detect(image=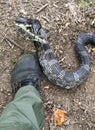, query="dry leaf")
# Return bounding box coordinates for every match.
[50,109,67,126]
[13,0,17,3]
